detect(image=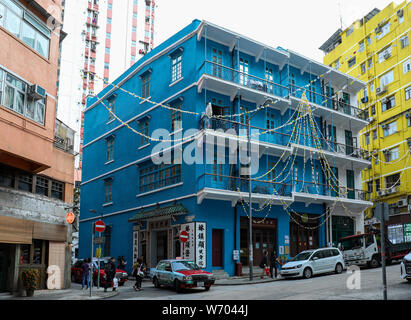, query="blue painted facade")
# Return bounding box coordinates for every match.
[79,20,369,276]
